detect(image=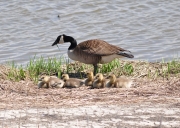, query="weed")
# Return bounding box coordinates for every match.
[6,56,66,82]
[100,59,120,74]
[123,63,134,75]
